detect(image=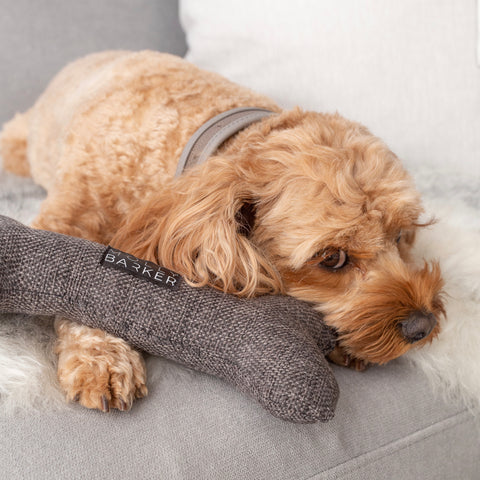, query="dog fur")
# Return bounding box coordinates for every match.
[0,50,445,412]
